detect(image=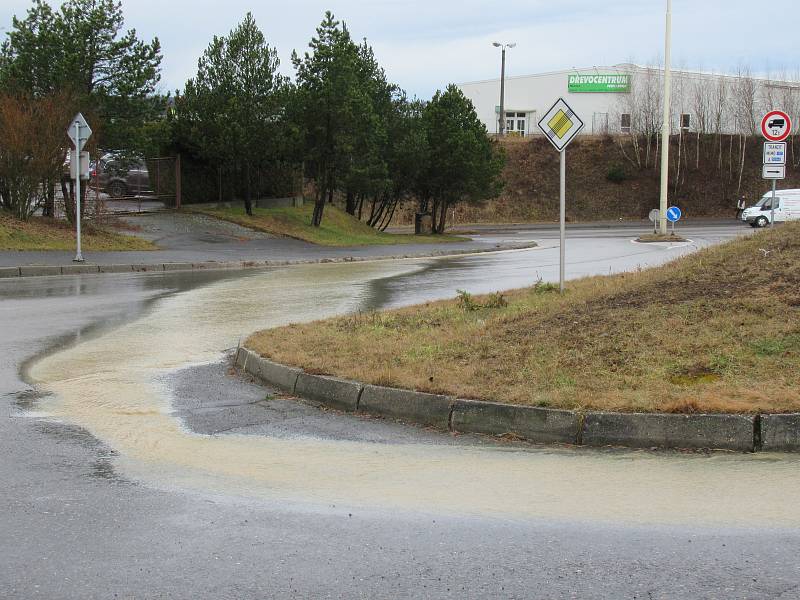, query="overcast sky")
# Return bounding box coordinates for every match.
[2,0,799,98]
